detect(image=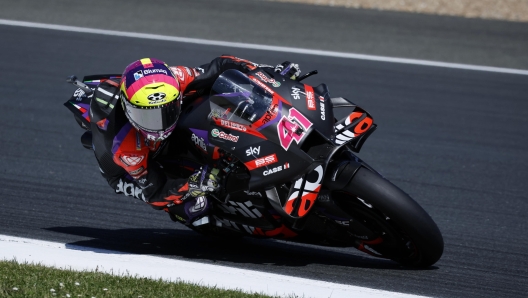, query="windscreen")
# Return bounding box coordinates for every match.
[209,70,273,125]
